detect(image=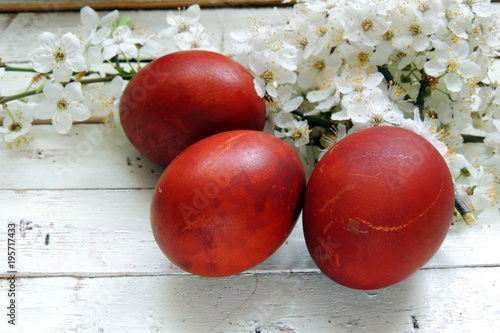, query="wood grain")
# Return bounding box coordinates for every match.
[0,187,498,276]
[1,268,499,332]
